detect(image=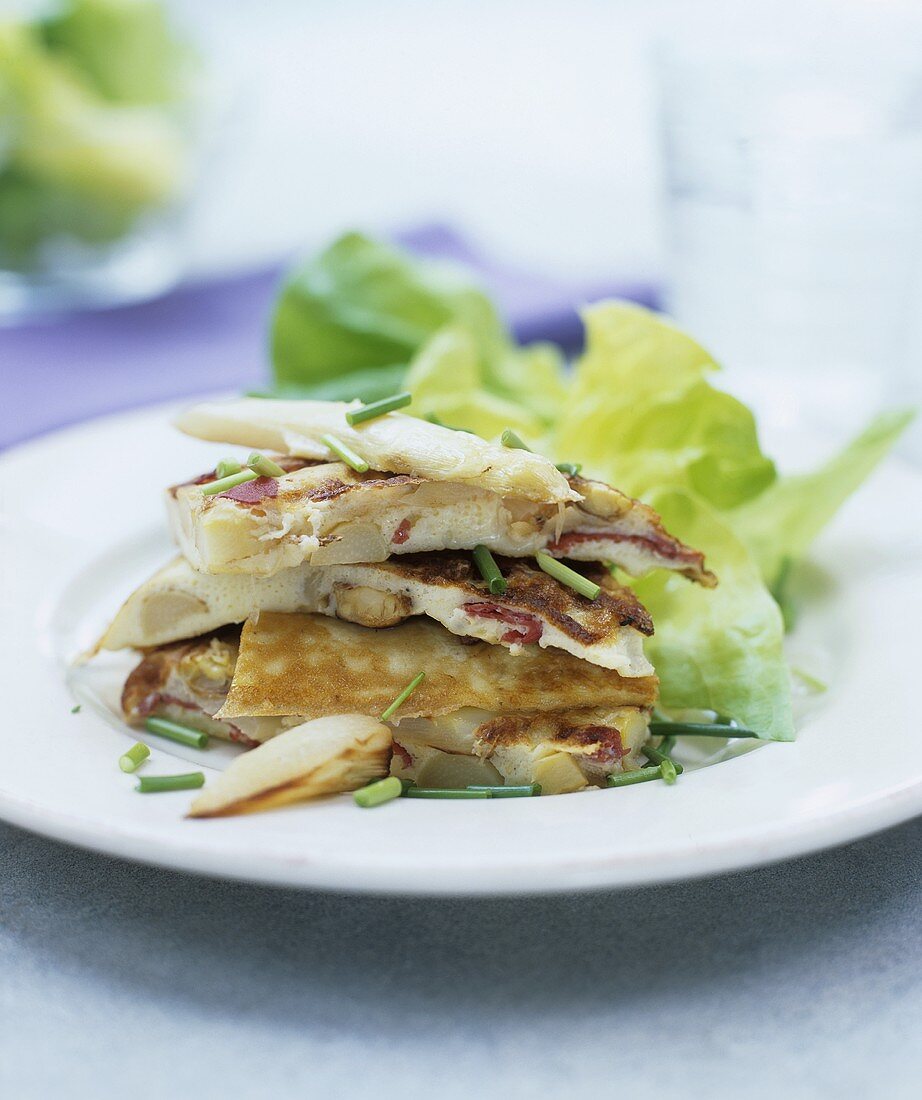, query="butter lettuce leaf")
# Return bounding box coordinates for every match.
[632,490,794,741]
[730,409,914,588]
[554,303,776,510]
[404,325,566,439]
[270,232,508,396]
[265,236,910,741]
